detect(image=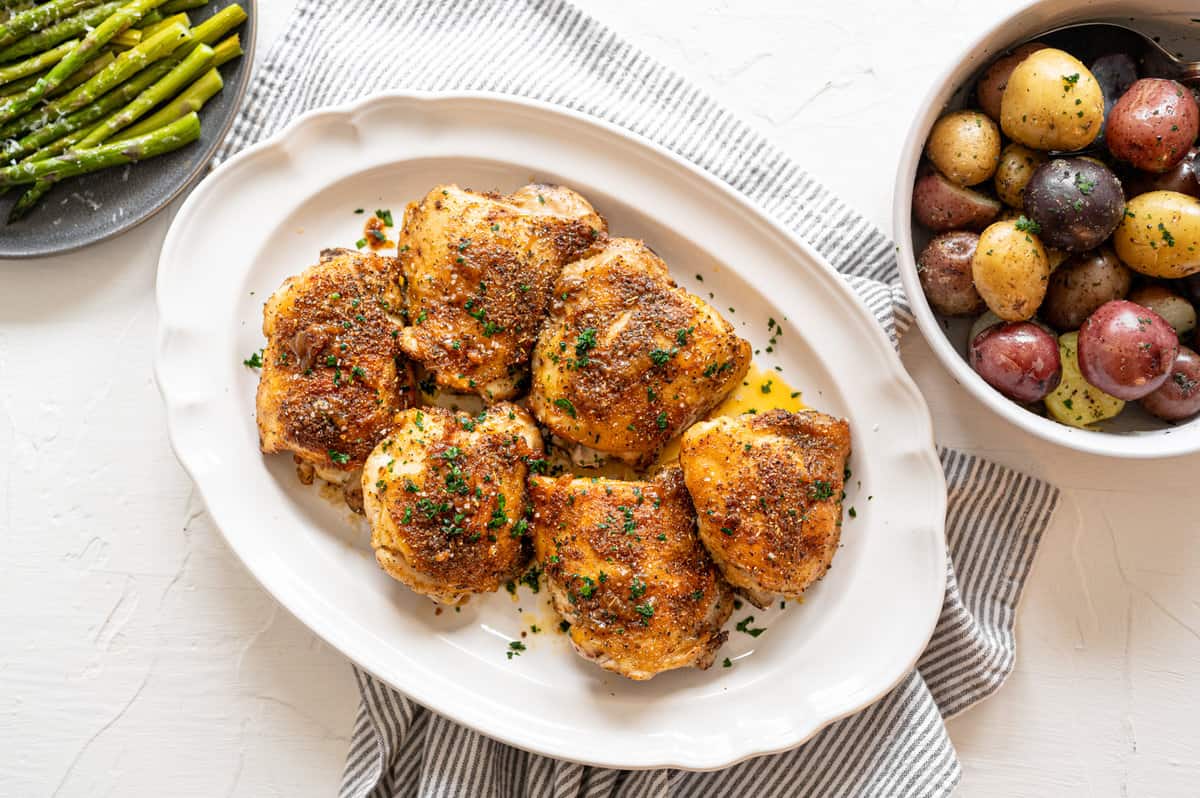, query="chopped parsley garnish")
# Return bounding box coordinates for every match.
[572,327,597,368]
[511,518,529,538]
[1014,215,1041,234]
[1159,223,1176,247]
[735,616,766,637]
[675,326,694,346]
[506,641,526,659]
[328,449,350,465]
[634,601,654,623]
[1073,172,1095,195]
[722,657,732,668]
[655,411,668,429]
[809,480,834,501]
[649,347,677,365]
[486,494,509,529]
[1062,72,1080,90]
[243,349,263,368]
[375,208,394,226]
[554,397,577,418]
[630,577,647,599]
